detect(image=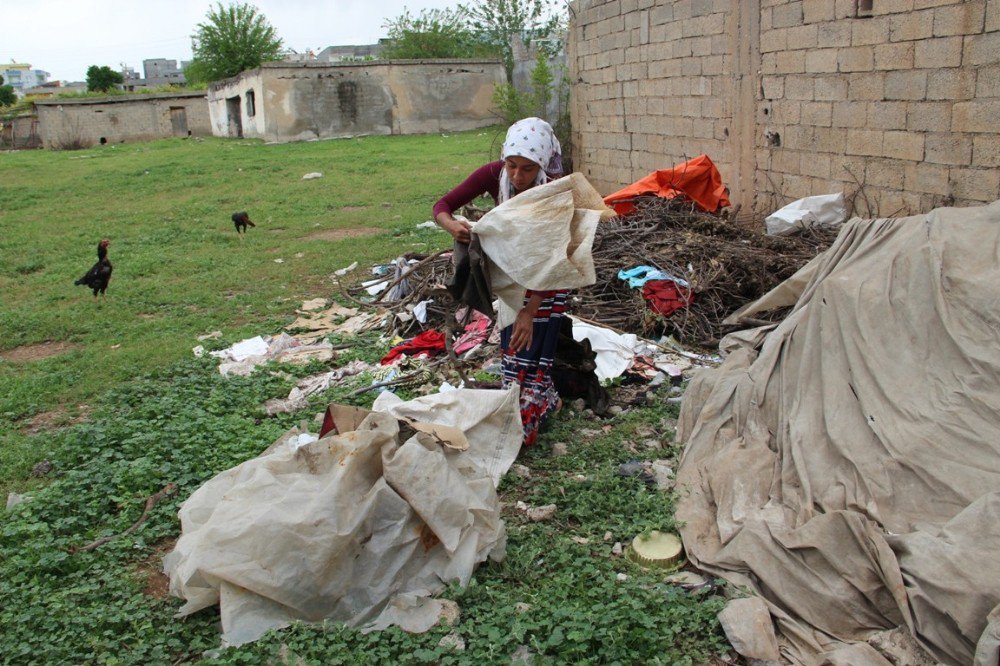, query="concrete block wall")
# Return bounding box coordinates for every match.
[569,0,1000,216]
[208,60,505,143]
[35,93,211,149]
